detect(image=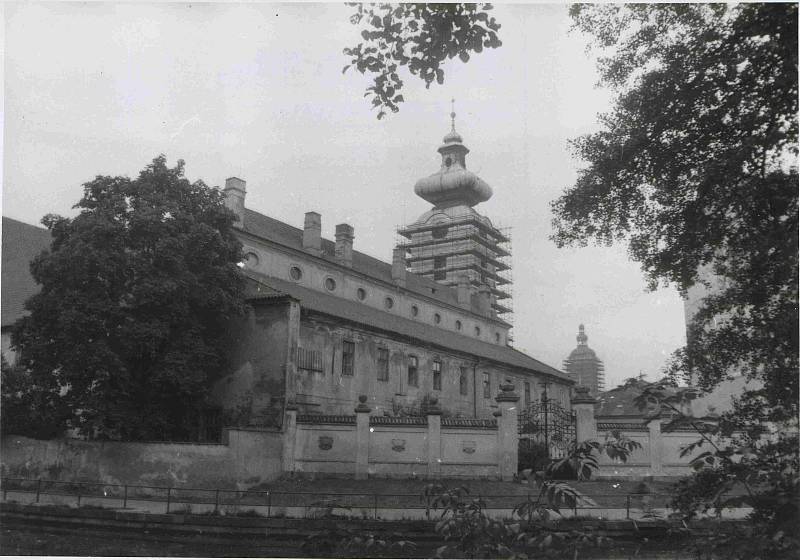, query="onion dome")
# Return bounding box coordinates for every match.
[413,105,493,208]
